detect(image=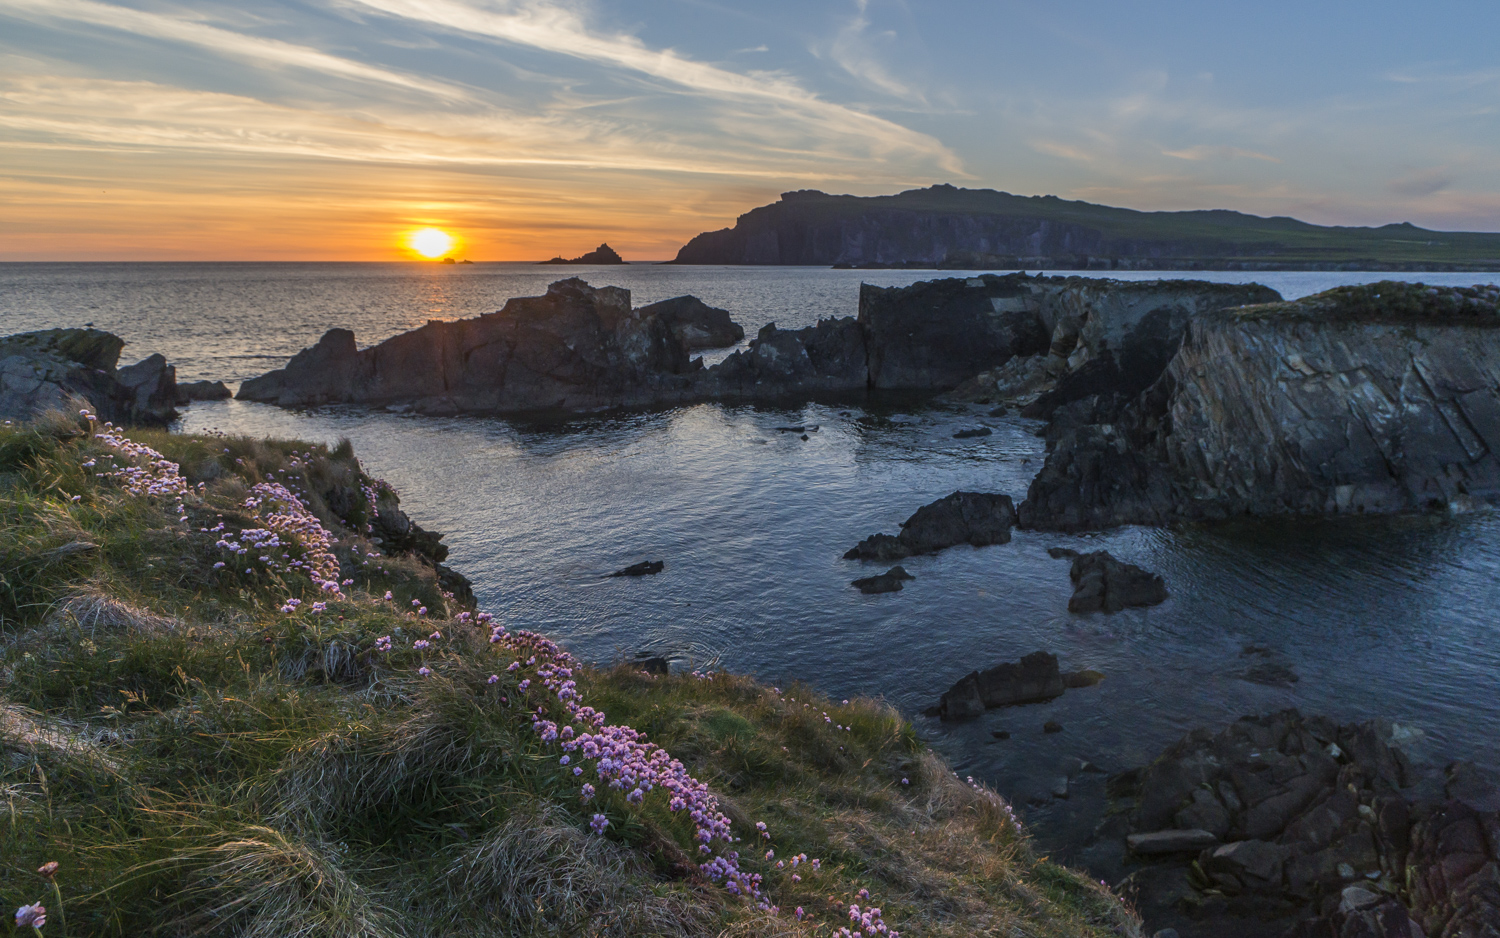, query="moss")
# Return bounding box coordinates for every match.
[0,419,1139,938]
[1227,280,1500,326]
